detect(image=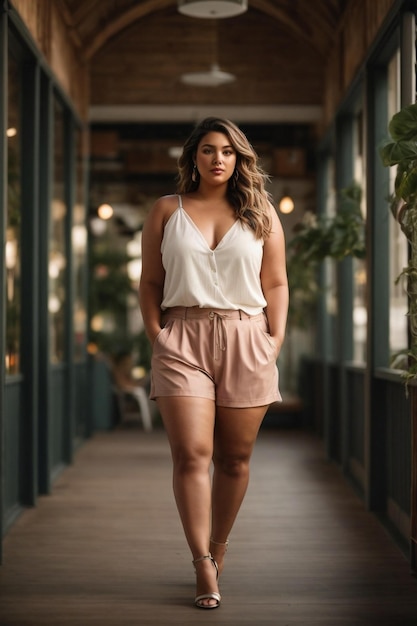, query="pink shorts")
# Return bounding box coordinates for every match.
[150,307,281,408]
